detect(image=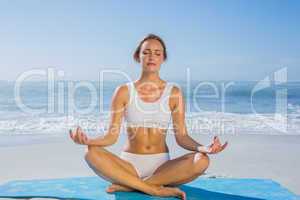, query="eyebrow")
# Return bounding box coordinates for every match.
[144,48,162,52]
